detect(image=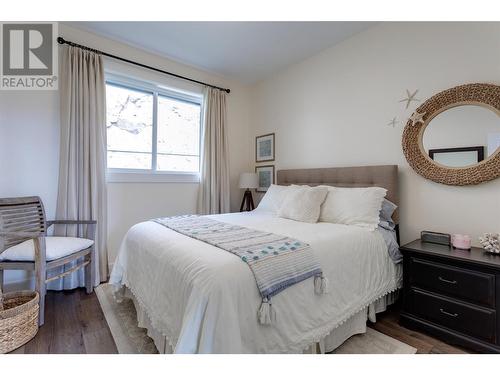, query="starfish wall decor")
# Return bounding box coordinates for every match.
[409,111,426,126]
[399,89,420,109]
[385,88,422,129]
[386,117,398,127]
